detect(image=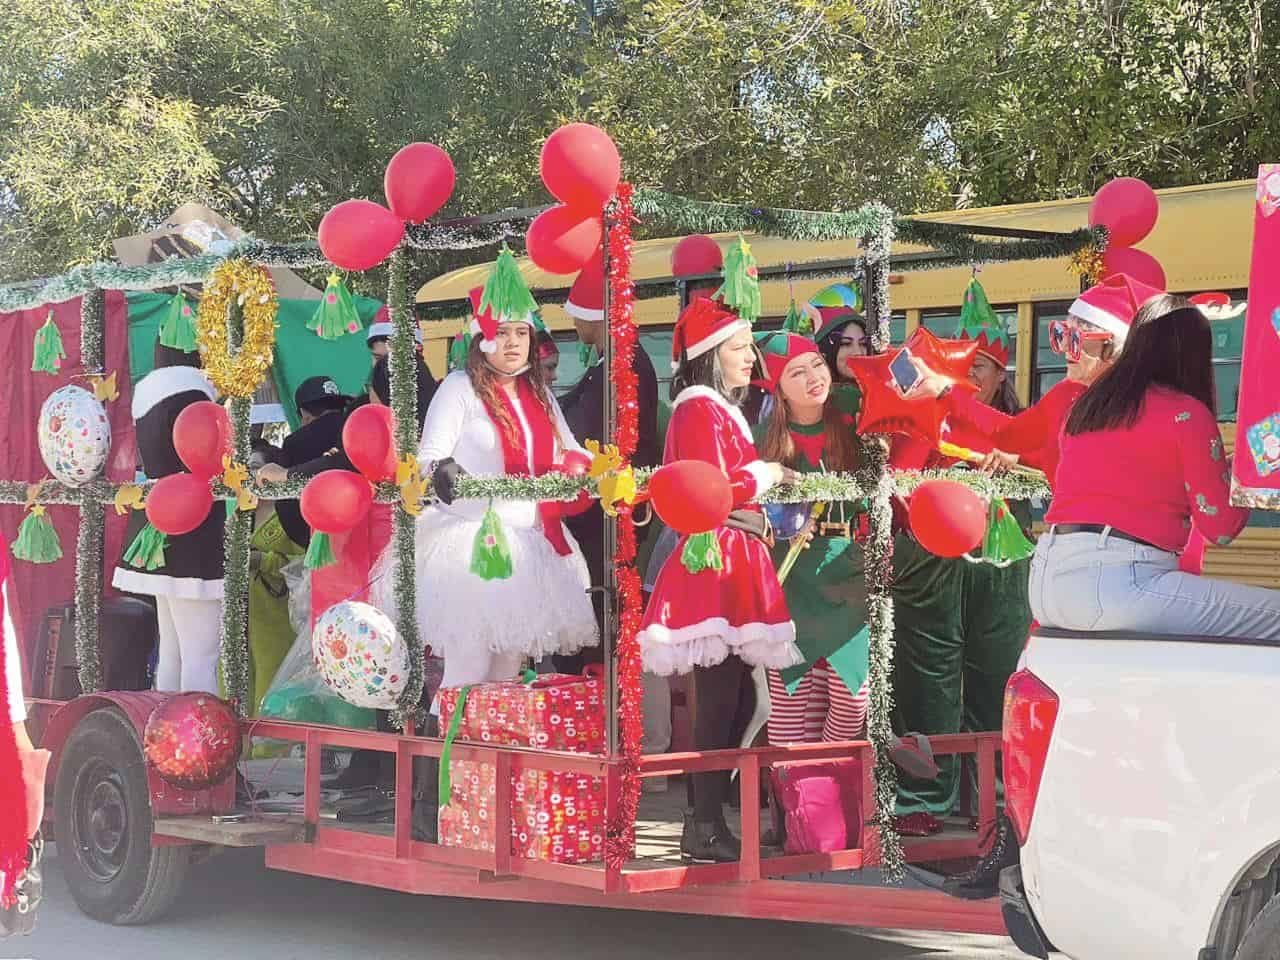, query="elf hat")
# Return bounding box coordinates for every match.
[564,255,605,323]
[1068,272,1164,343]
[671,297,750,373]
[366,306,422,346]
[468,286,538,354]
[469,246,540,354]
[752,331,821,394]
[954,277,1010,366]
